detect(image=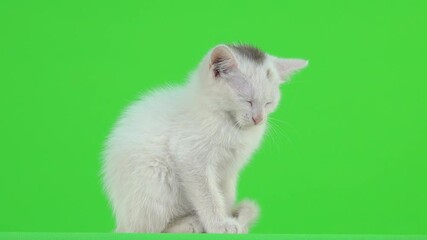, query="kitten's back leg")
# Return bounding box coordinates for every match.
[115,196,171,232]
[113,159,180,233]
[163,215,204,233]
